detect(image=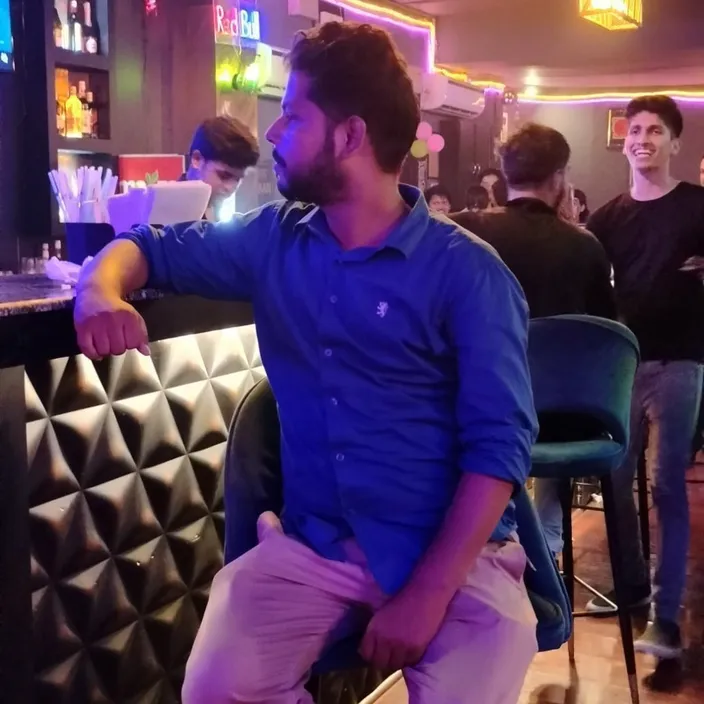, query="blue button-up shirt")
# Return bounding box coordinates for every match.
[121,185,537,595]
